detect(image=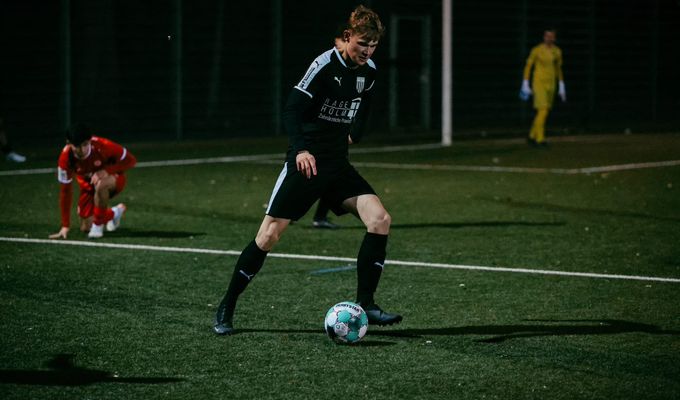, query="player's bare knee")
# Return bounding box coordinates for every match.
[93,182,108,195]
[256,229,280,251]
[366,211,391,234]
